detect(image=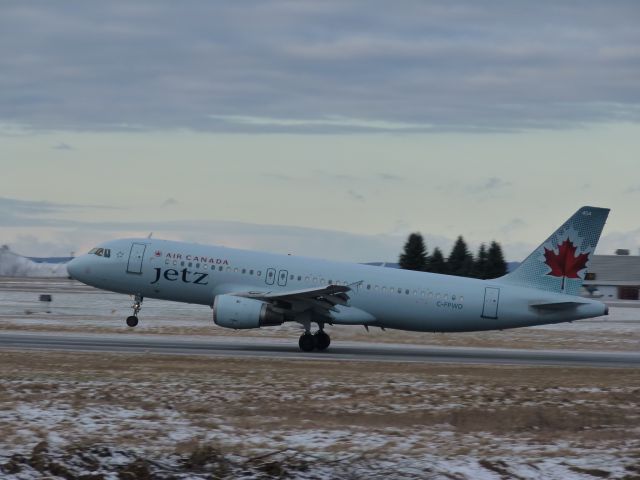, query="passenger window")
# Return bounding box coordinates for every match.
[382,287,387,293]
[405,289,410,295]
[298,276,302,281]
[249,269,254,275]
[367,284,371,290]
[257,271,262,276]
[397,288,402,294]
[290,274,294,280]
[196,263,200,268]
[219,266,223,271]
[181,261,185,267]
[460,296,464,302]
